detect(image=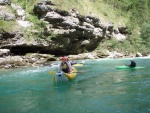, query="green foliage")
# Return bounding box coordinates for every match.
[104,0,150,29]
[26,15,45,29]
[104,0,133,11]
[134,0,149,25]
[0,20,17,32]
[11,0,40,11]
[97,36,149,55]
[102,0,150,55]
[47,33,58,40]
[23,27,35,43]
[141,22,150,48]
[51,0,149,29]
[141,22,150,40]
